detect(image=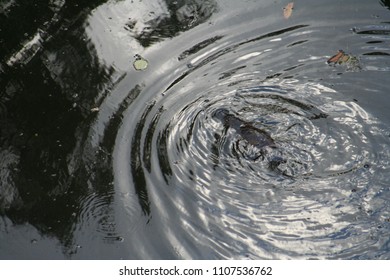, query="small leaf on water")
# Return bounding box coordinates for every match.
[327,50,345,64]
[327,50,361,70]
[133,54,148,71]
[283,2,294,19]
[327,50,353,64]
